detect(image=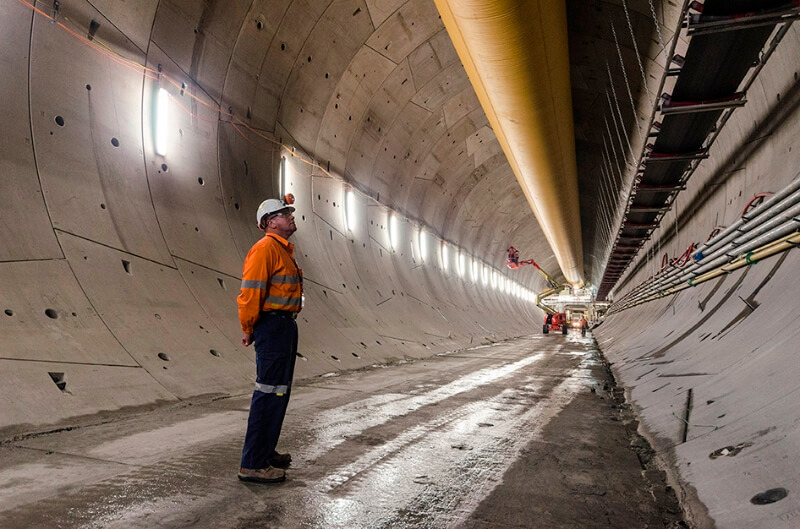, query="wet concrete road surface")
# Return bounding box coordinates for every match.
[0,333,686,528]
